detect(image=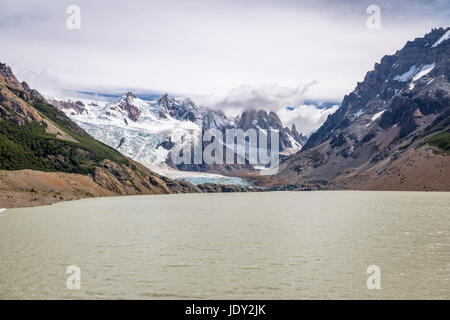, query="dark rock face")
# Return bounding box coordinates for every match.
[196,182,321,193]
[237,110,281,130]
[330,133,347,148]
[291,124,307,145]
[116,137,126,149]
[197,183,253,193]
[236,109,304,151]
[304,27,449,151]
[157,138,175,150]
[50,99,88,115]
[174,107,305,174]
[0,68,44,123]
[155,95,306,153]
[0,63,47,119]
[150,95,307,174]
[118,92,142,121]
[279,27,450,188]
[157,93,201,122]
[0,63,21,89]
